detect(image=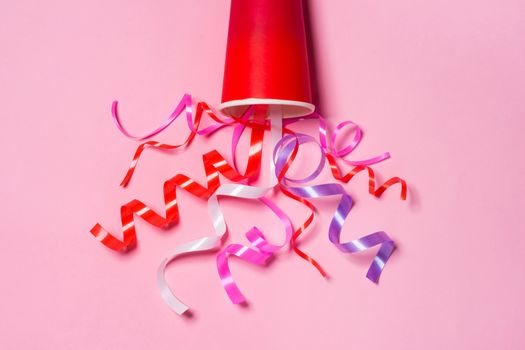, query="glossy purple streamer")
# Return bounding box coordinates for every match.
[274,133,395,282]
